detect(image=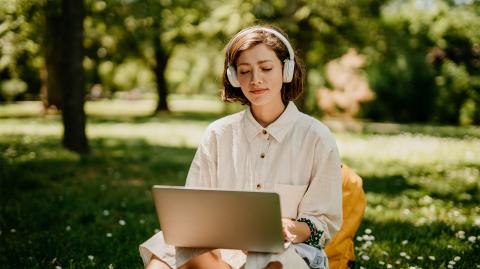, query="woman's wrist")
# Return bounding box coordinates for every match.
[297,218,324,248]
